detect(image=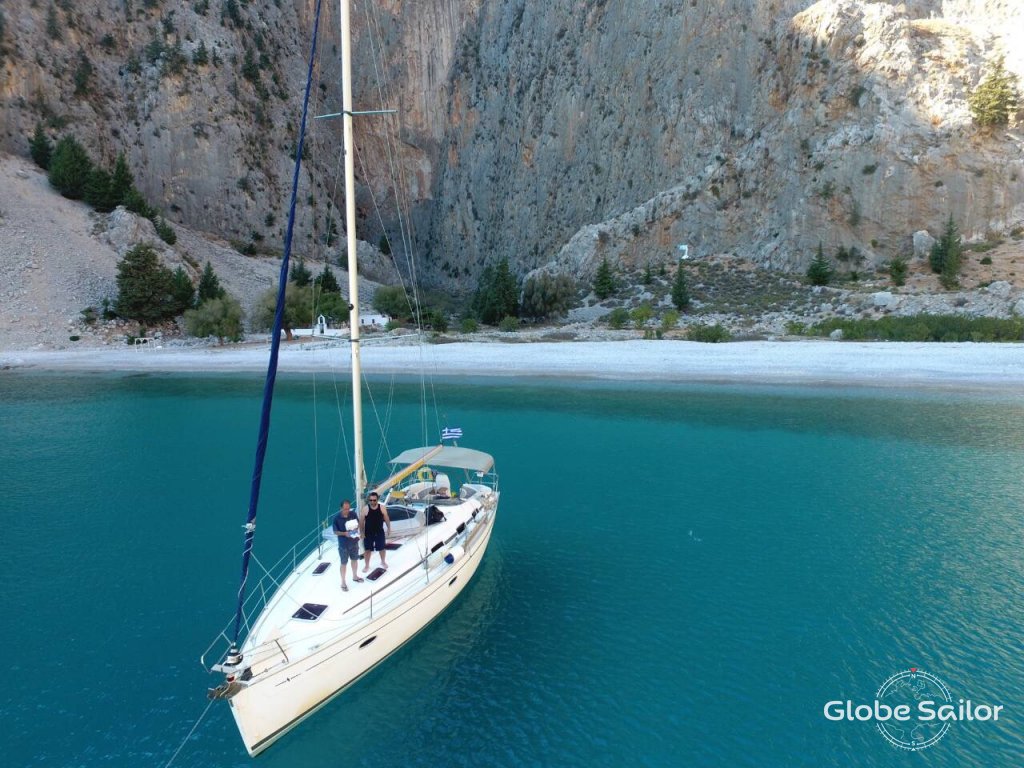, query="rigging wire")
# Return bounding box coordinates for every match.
[230,0,324,651]
[161,698,216,768]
